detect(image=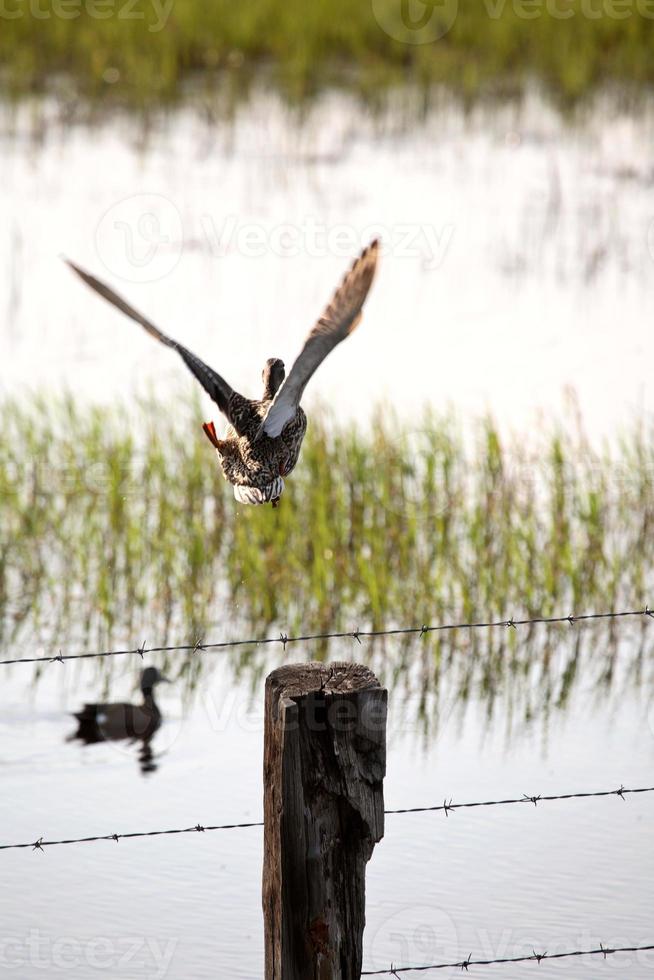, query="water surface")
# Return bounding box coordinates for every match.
[1,87,654,978]
[1,625,653,979]
[2,88,653,440]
